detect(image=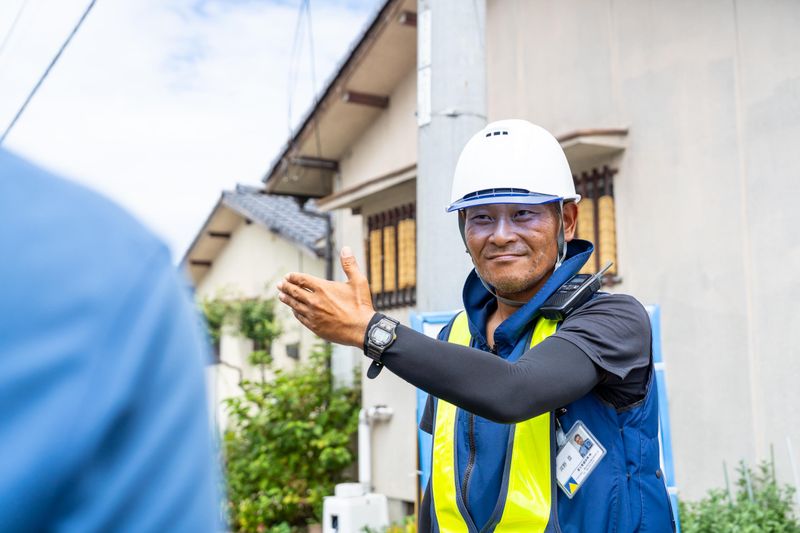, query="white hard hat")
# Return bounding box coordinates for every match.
[447,119,580,212]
